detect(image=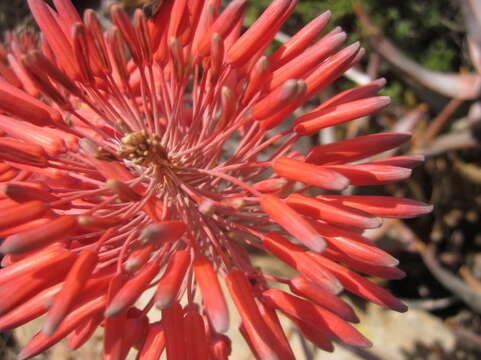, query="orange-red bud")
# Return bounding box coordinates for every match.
[227,0,293,67]
[262,232,342,294]
[105,261,160,318]
[0,201,49,231]
[106,179,142,202]
[196,0,247,58]
[163,302,187,360]
[226,270,281,360]
[154,250,191,309]
[140,221,186,244]
[0,216,77,254]
[323,163,412,186]
[318,195,433,219]
[0,137,47,167]
[307,219,399,267]
[286,193,382,230]
[269,11,331,68]
[308,253,408,312]
[252,79,299,120]
[273,157,349,191]
[184,310,209,360]
[17,295,106,360]
[193,255,229,333]
[260,195,326,253]
[289,275,358,322]
[295,96,391,135]
[306,131,410,165]
[43,249,98,336]
[263,288,372,348]
[136,322,165,360]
